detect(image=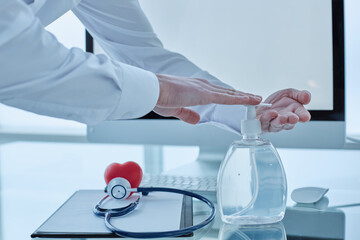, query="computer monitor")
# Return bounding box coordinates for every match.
[87,0,345,155]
